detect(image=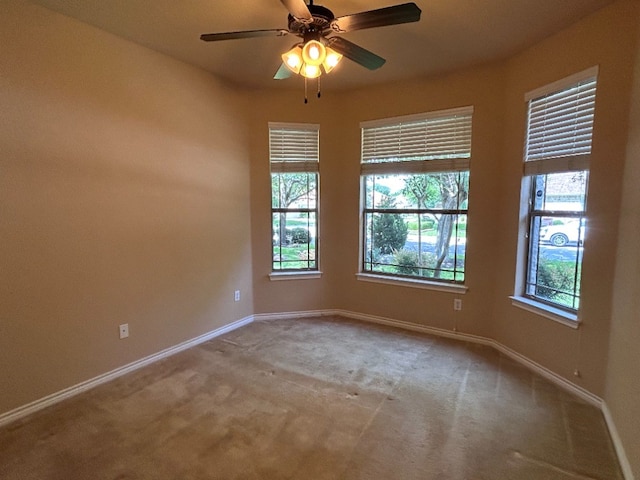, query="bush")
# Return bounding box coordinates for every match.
[536,262,575,299]
[372,199,408,254]
[393,249,420,275]
[286,227,310,244]
[393,249,437,277]
[406,218,436,231]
